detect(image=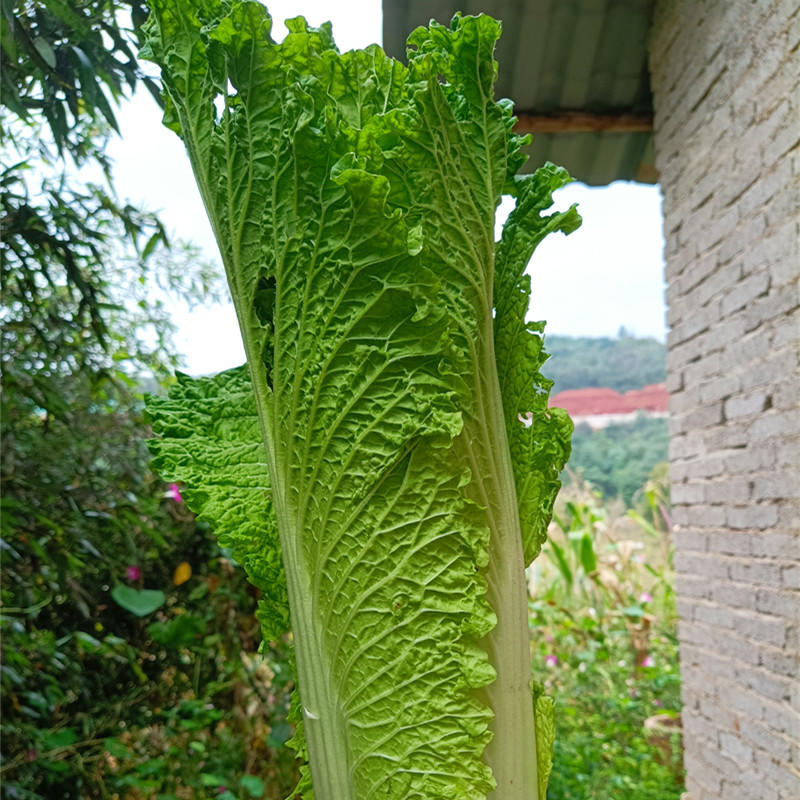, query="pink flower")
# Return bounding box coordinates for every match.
[640,591,653,604]
[545,632,554,643]
[545,654,558,668]
[167,483,183,503]
[653,698,664,708]
[125,565,141,581]
[642,655,655,668]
